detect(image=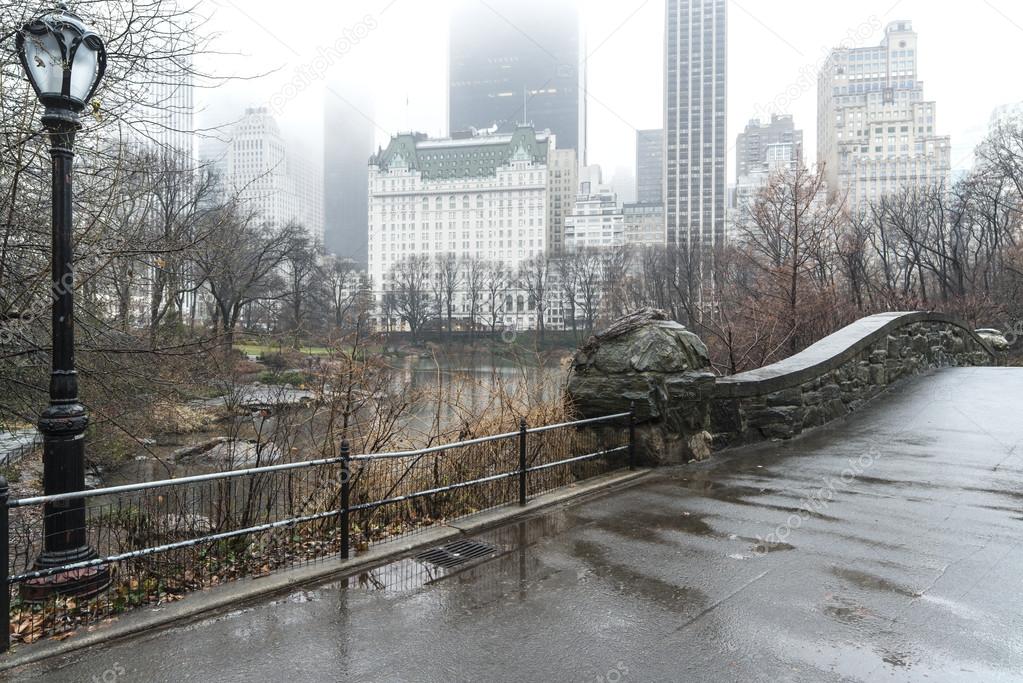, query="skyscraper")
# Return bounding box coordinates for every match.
[636,129,664,205]
[324,83,375,263]
[665,0,727,286]
[226,107,324,241]
[448,0,585,160]
[817,20,951,213]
